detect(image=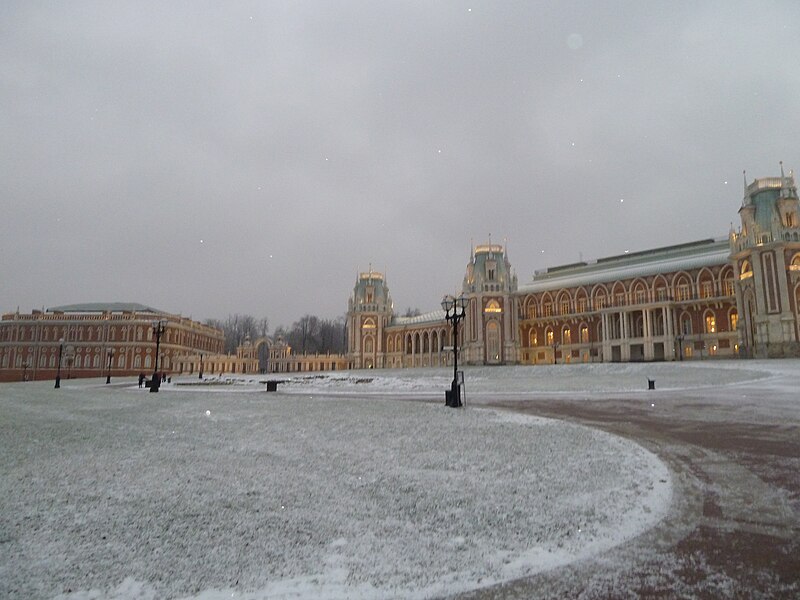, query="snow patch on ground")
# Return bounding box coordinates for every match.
[1,384,671,599]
